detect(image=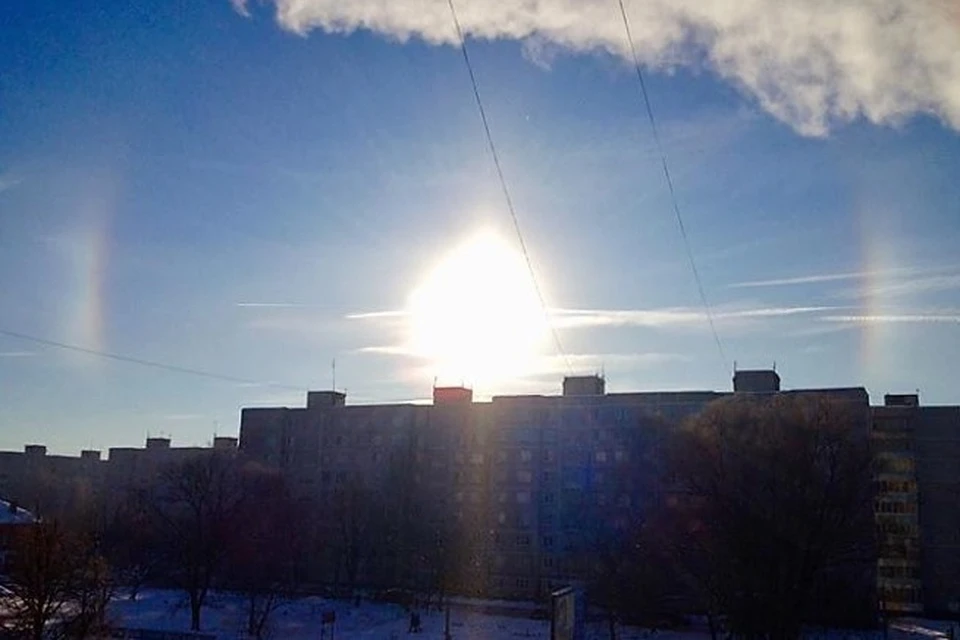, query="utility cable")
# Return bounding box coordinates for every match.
[616,0,728,370]
[0,327,307,391]
[445,0,572,374]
